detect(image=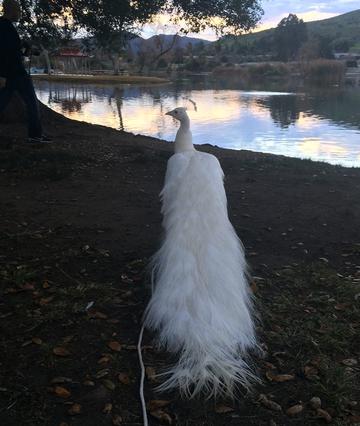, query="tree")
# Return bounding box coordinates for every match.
[72,0,164,74]
[13,0,263,75]
[168,0,263,34]
[331,38,351,53]
[274,14,307,61]
[18,0,76,73]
